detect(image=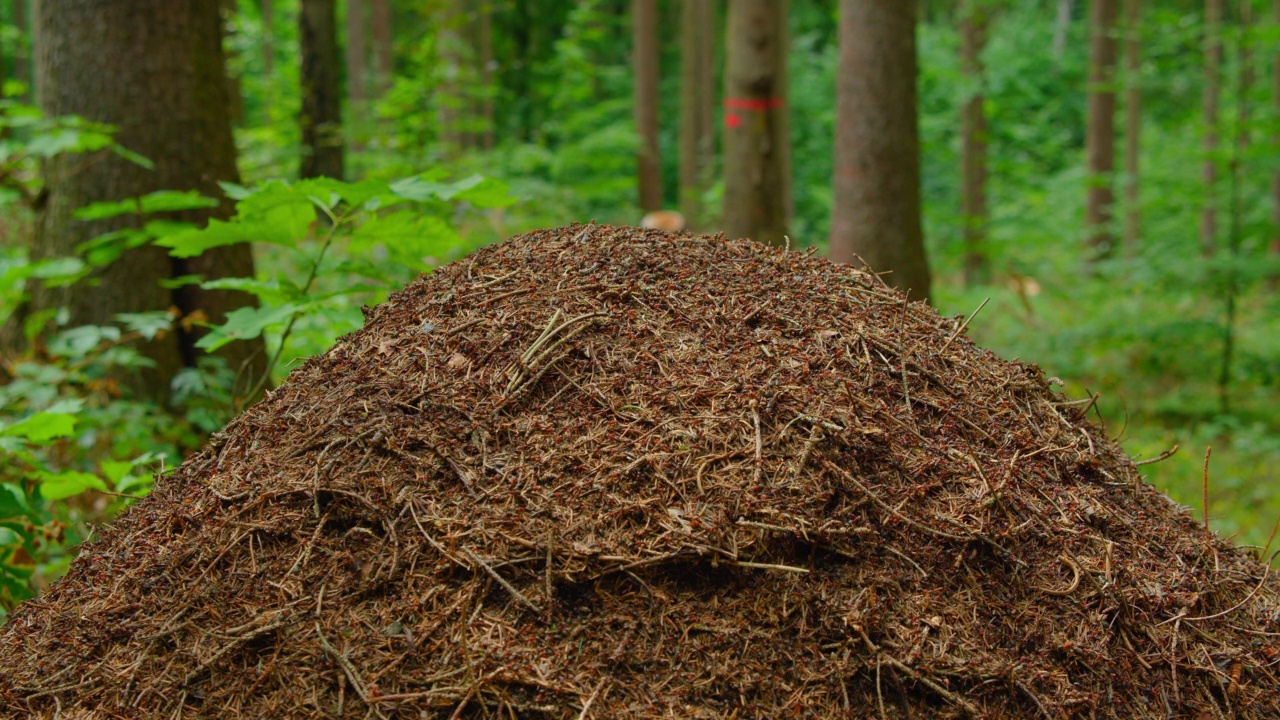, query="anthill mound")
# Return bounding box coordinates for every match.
[1,224,1277,719]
